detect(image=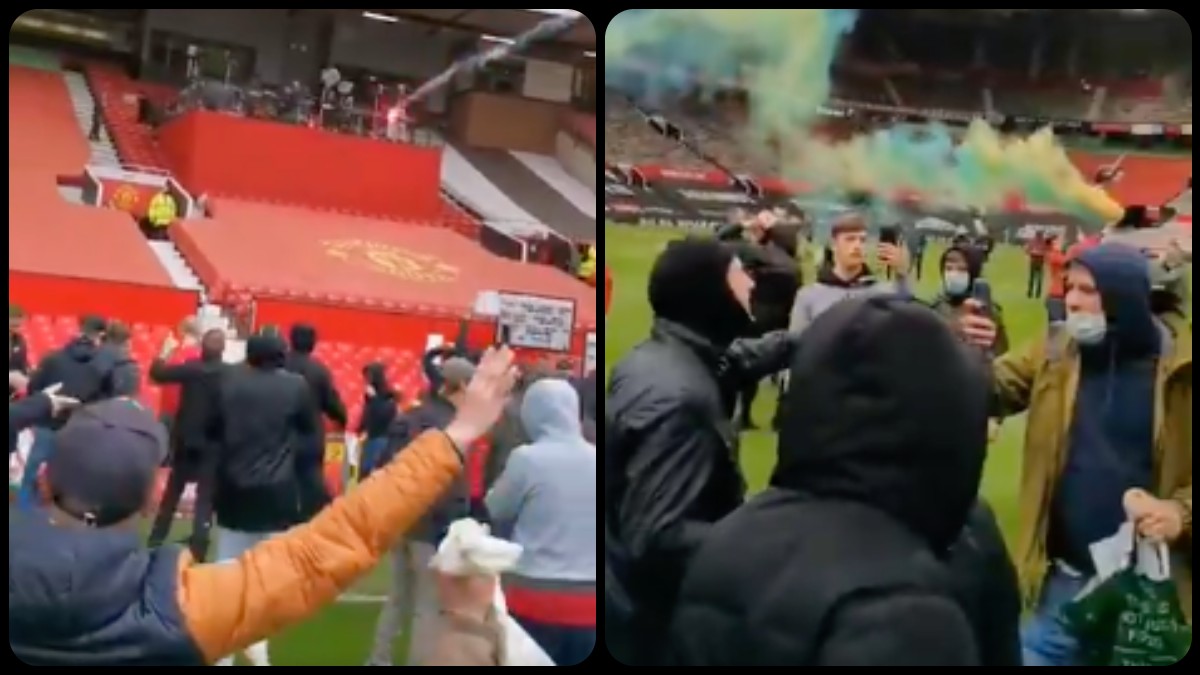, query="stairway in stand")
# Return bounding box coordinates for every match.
[62,71,121,168]
[145,239,242,355]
